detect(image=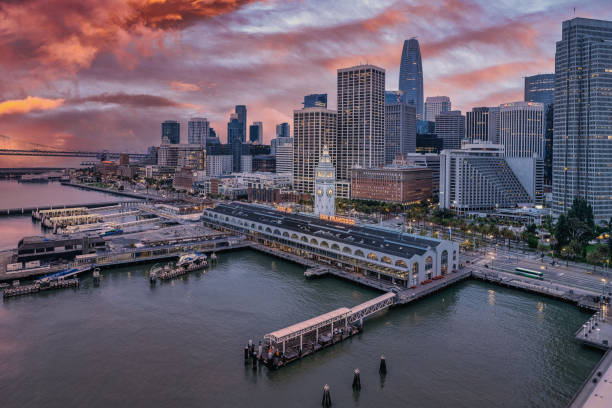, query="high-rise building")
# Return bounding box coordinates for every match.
[249,121,263,144]
[293,107,337,194]
[235,105,247,142]
[553,18,612,221]
[466,107,499,143]
[276,122,290,138]
[337,64,385,190]
[498,102,545,158]
[303,94,327,108]
[424,96,451,122]
[435,111,465,150]
[399,38,424,119]
[416,120,443,153]
[188,117,209,145]
[385,100,416,164]
[275,142,293,175]
[162,120,180,144]
[524,74,555,105]
[385,90,403,104]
